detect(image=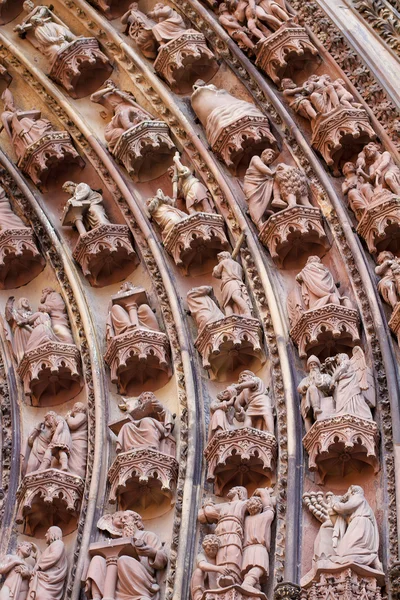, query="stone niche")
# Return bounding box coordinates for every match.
[16,468,84,537]
[104,285,172,394]
[0,0,24,24]
[0,227,45,290]
[255,23,319,85]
